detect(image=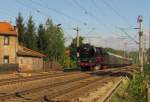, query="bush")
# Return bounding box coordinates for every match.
[110,65,149,102]
[62,55,77,69]
[144,64,150,81]
[126,75,147,102]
